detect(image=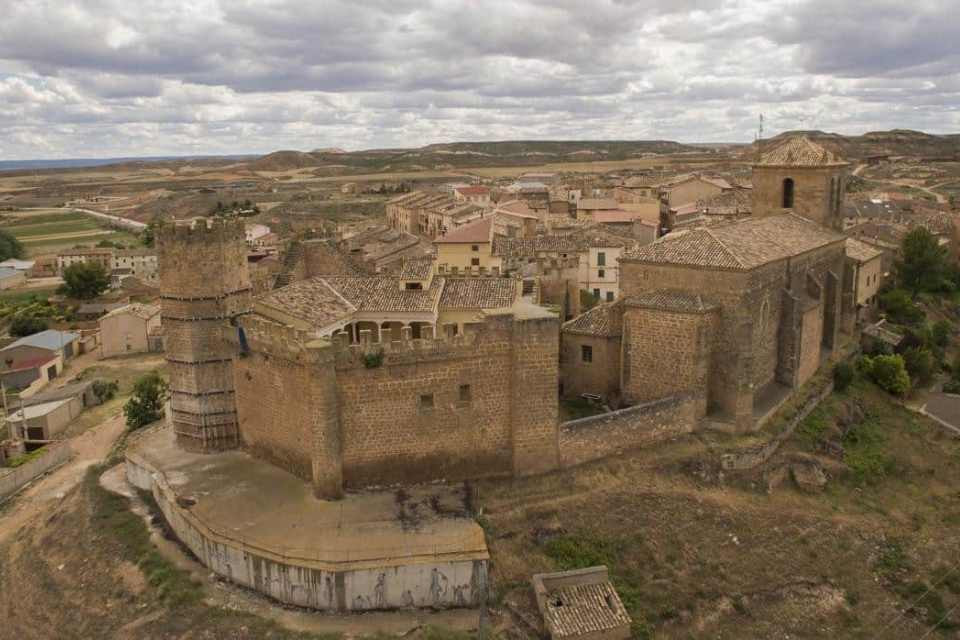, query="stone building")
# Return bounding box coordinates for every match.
[157,218,560,499]
[751,136,849,228]
[560,300,623,403]
[571,214,848,431]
